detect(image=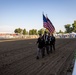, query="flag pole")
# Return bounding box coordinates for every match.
[46,14,47,18]
[46,14,48,18]
[42,12,46,33]
[42,12,45,31]
[42,12,44,15]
